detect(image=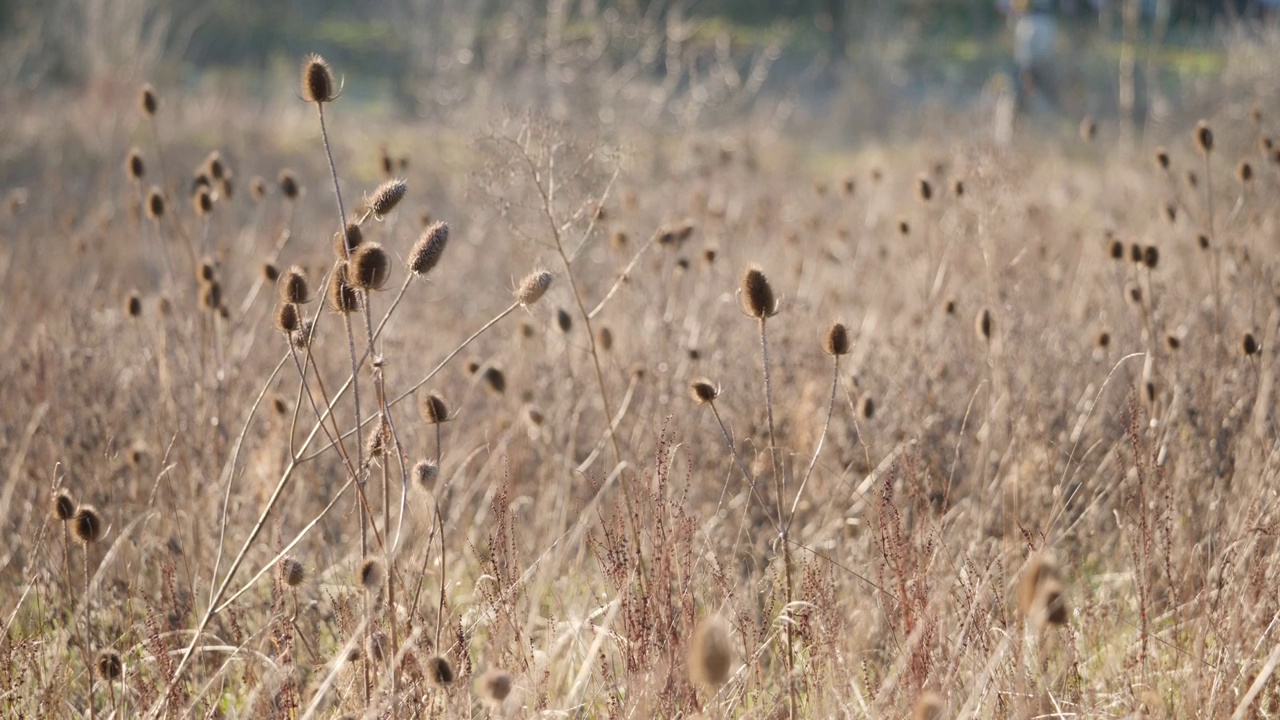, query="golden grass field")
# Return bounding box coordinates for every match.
[3,42,1280,718]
